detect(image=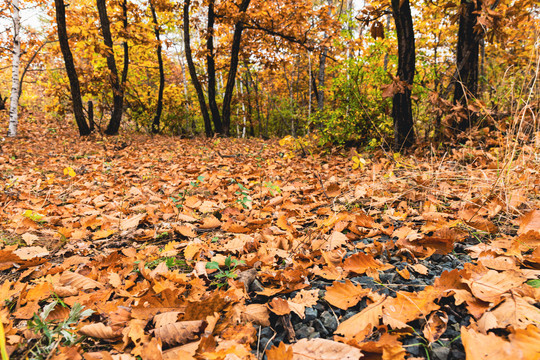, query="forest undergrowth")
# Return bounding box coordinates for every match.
[0,117,539,360]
